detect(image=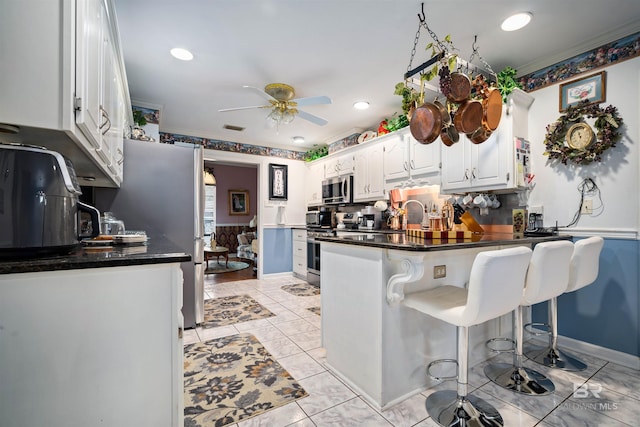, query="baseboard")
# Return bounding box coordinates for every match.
[261,271,296,280]
[529,329,640,370]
